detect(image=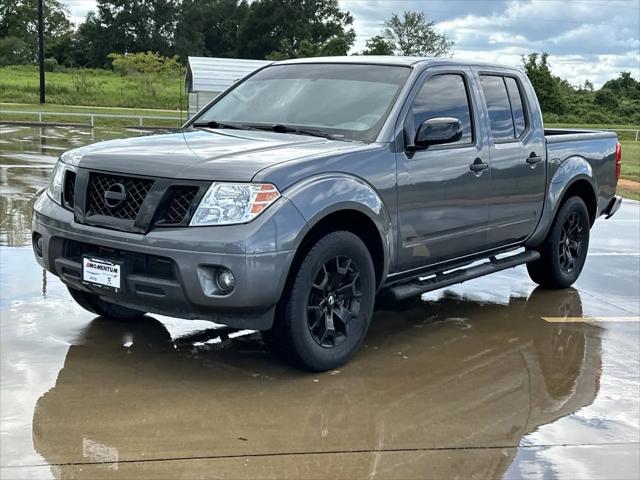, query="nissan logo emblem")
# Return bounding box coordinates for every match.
[104,183,127,209]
